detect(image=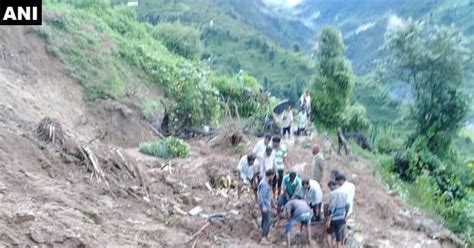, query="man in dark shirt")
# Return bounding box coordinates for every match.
[284,199,313,247]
